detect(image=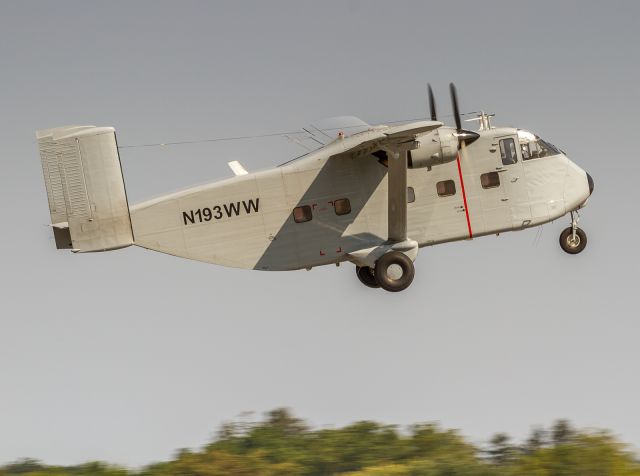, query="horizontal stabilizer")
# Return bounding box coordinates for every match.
[228,160,248,176]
